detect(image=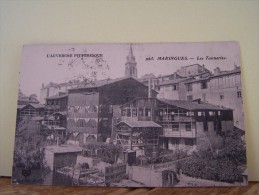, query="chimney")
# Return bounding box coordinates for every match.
[202,64,205,72]
[42,83,44,88]
[234,63,238,70]
[214,67,221,75]
[148,78,152,98]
